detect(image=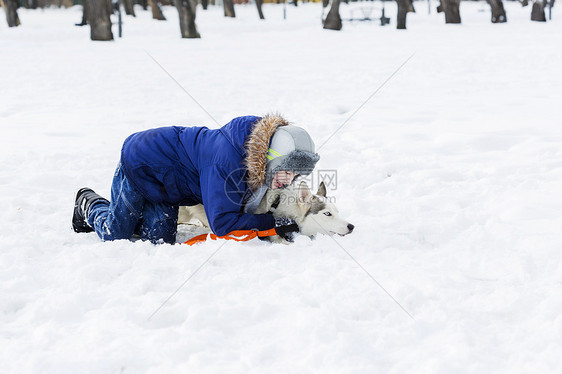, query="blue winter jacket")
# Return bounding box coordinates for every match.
[120,115,275,236]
